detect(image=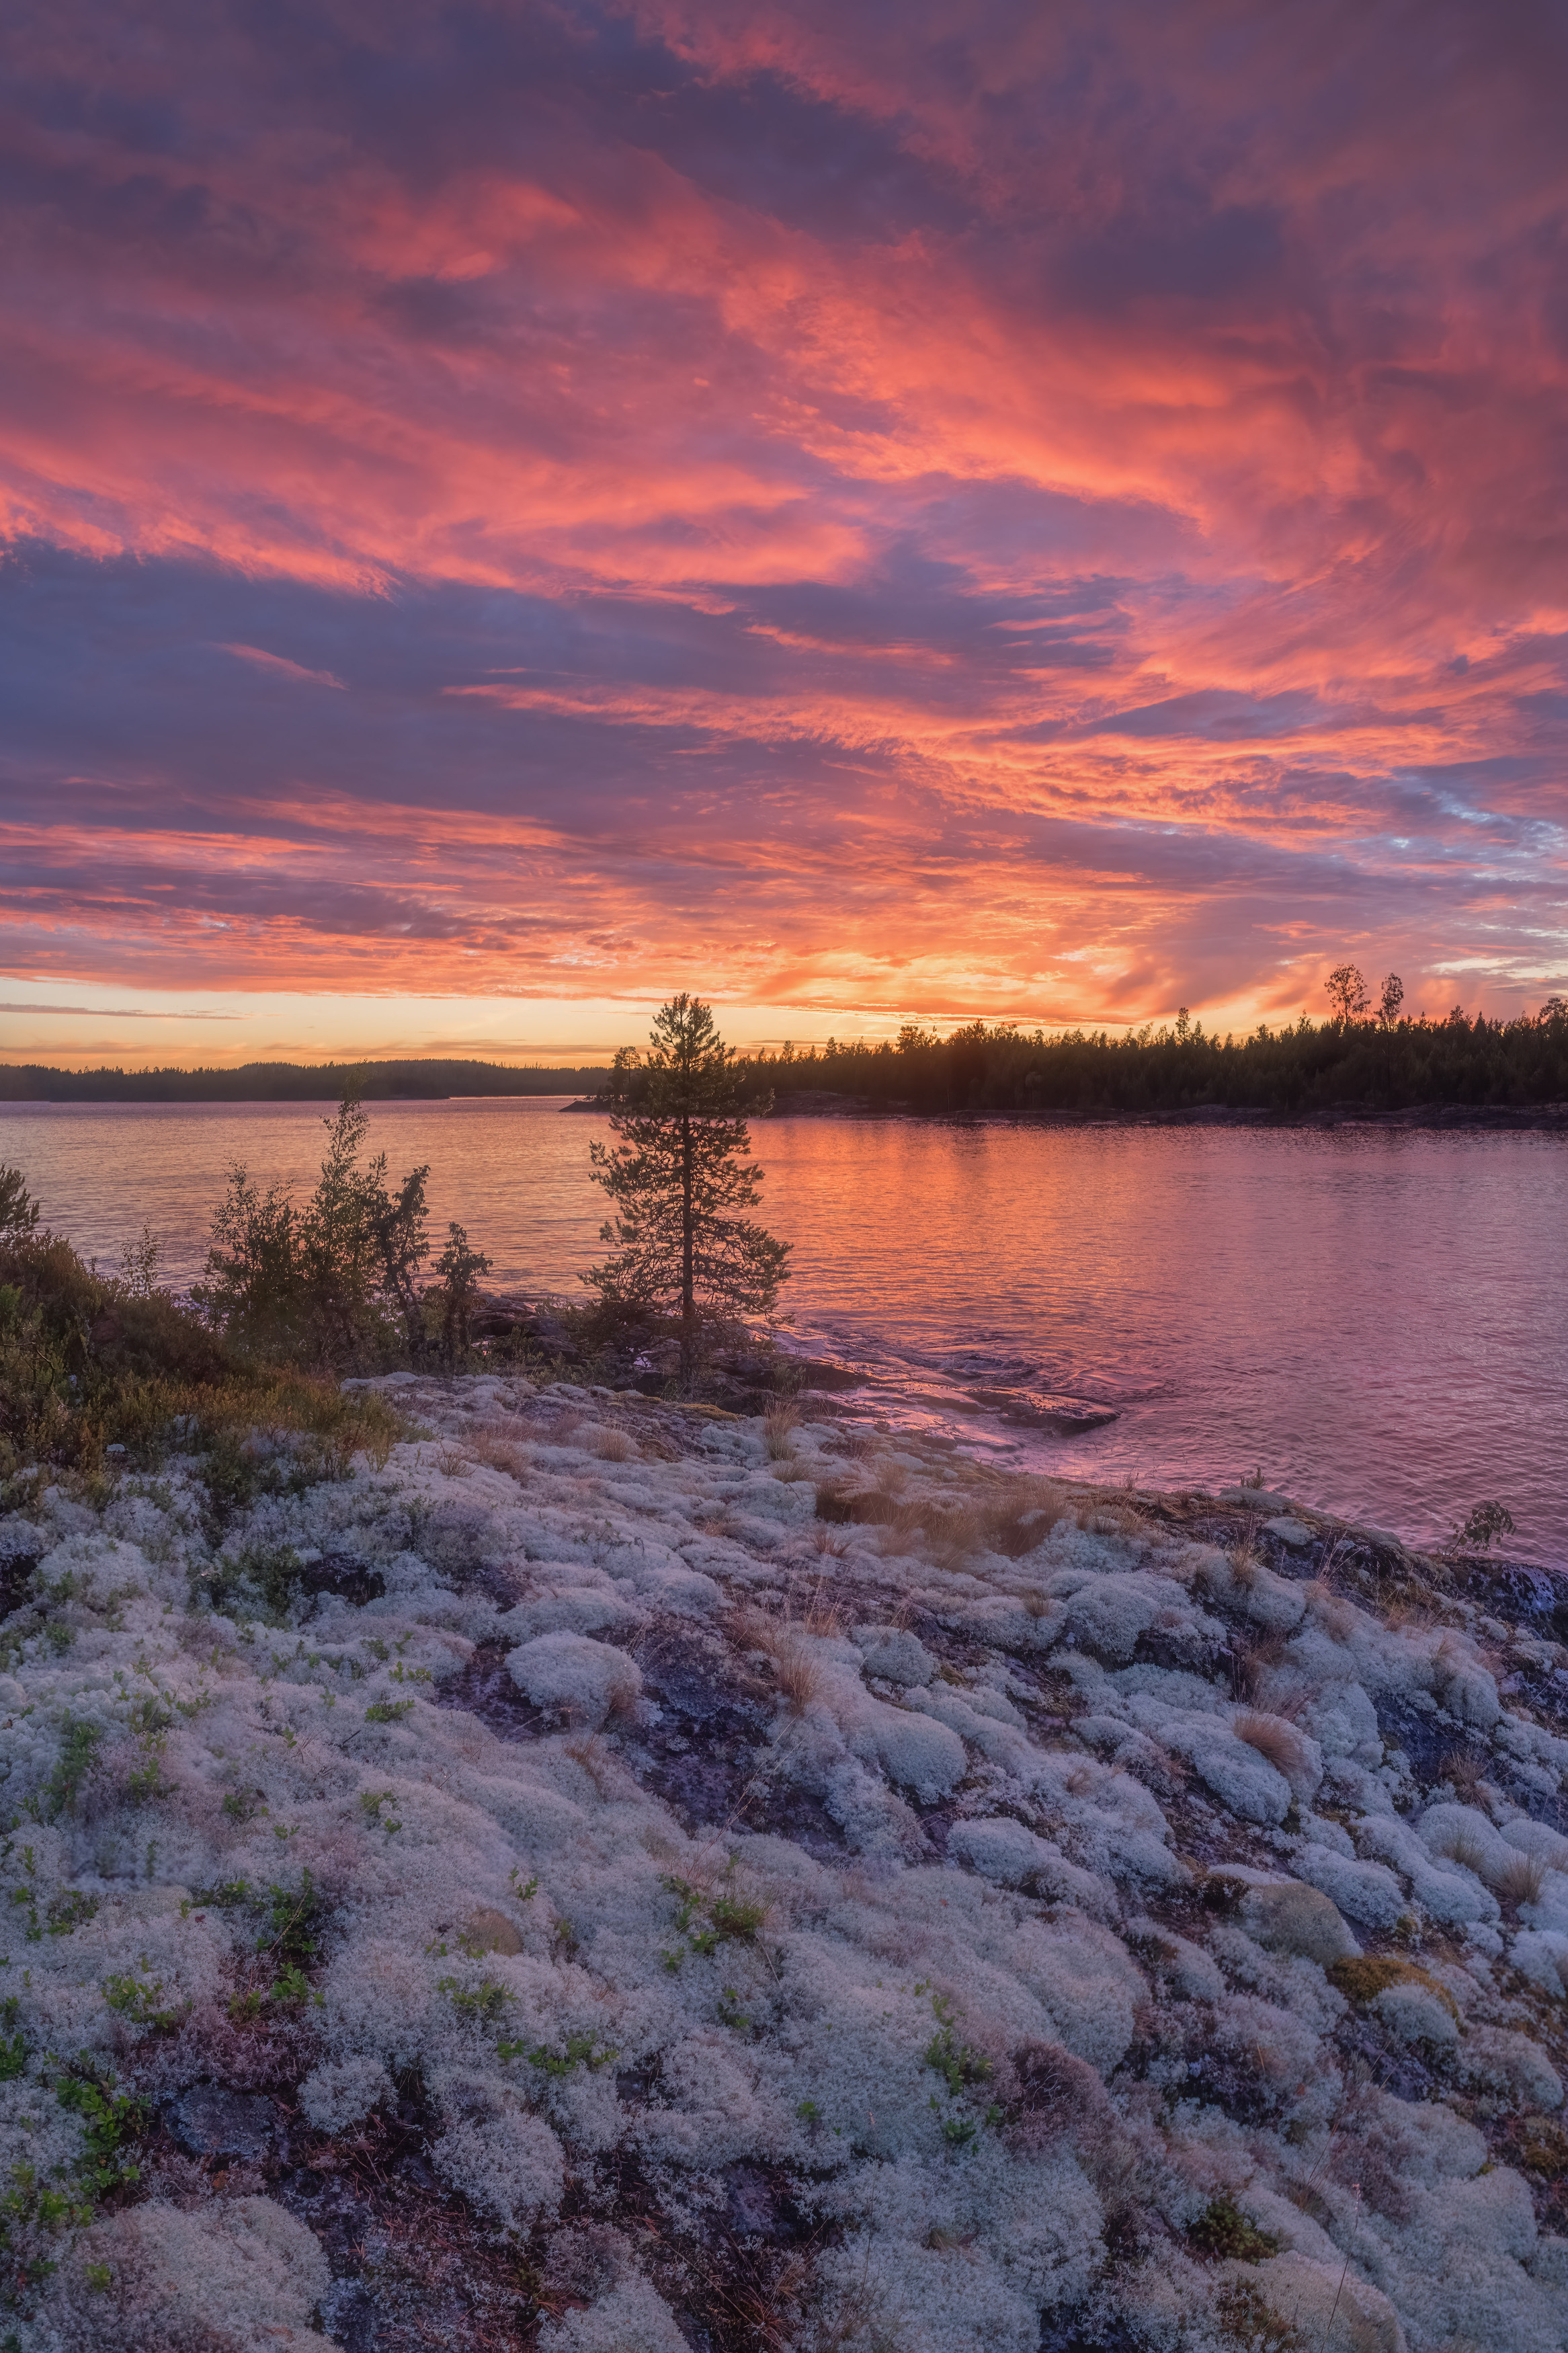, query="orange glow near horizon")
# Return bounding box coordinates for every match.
[1,2,1565,1047]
